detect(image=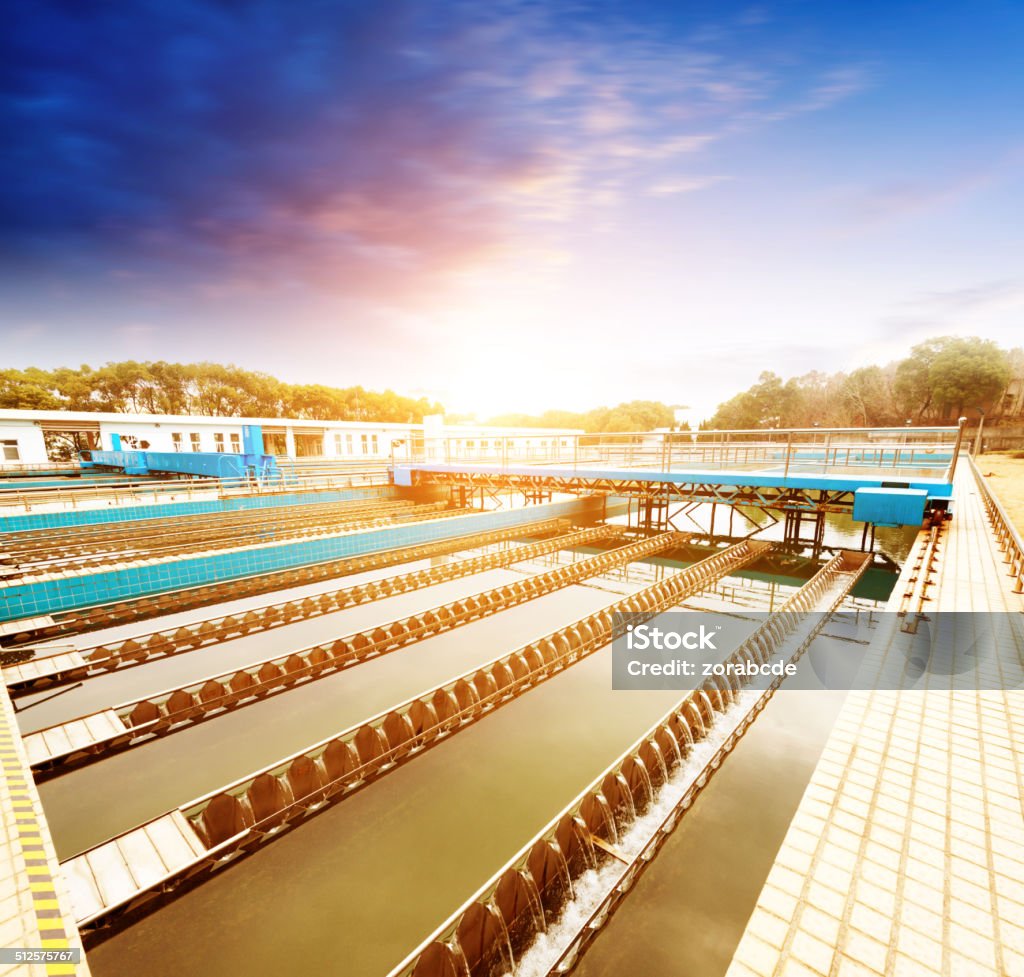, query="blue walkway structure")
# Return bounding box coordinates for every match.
[395,424,965,542]
[80,424,279,483]
[80,448,279,482]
